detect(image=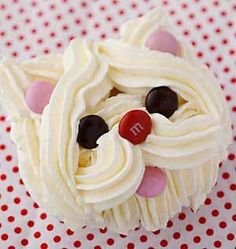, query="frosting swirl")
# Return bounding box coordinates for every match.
[0,8,232,233]
[99,40,231,169]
